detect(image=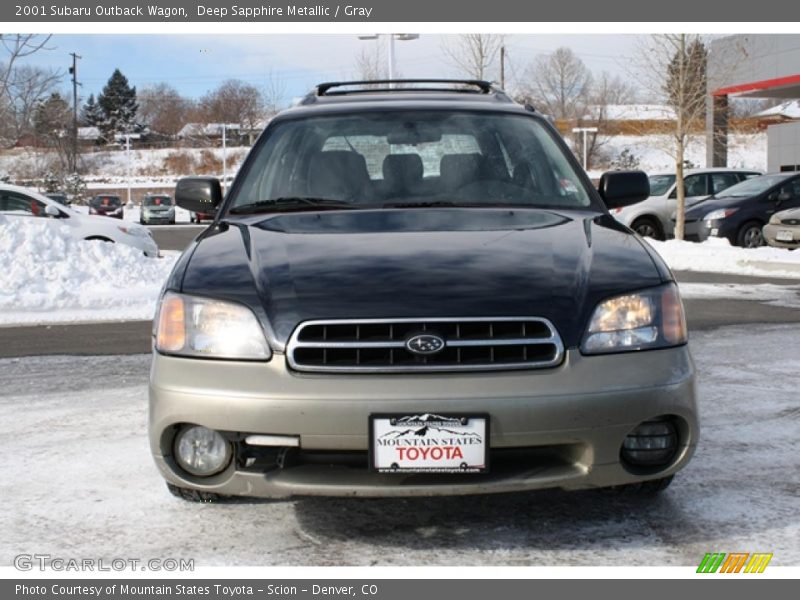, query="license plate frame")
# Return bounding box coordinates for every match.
[776,229,794,242]
[369,413,490,474]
